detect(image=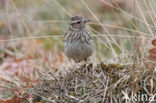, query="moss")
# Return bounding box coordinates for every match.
[33,61,156,102]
